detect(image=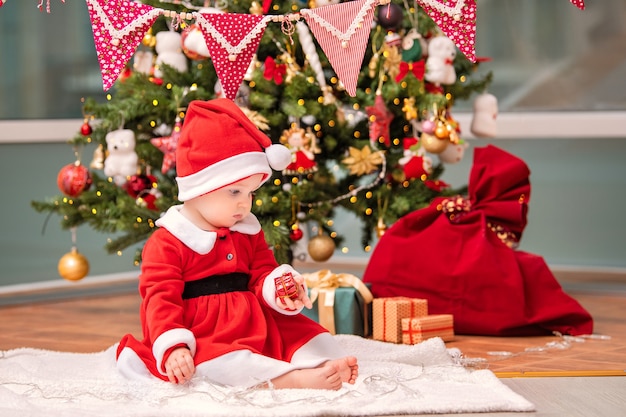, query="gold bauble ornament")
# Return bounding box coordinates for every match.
[376,217,387,238]
[58,247,90,281]
[420,132,449,154]
[90,144,105,170]
[142,28,156,48]
[434,122,449,139]
[307,234,336,262]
